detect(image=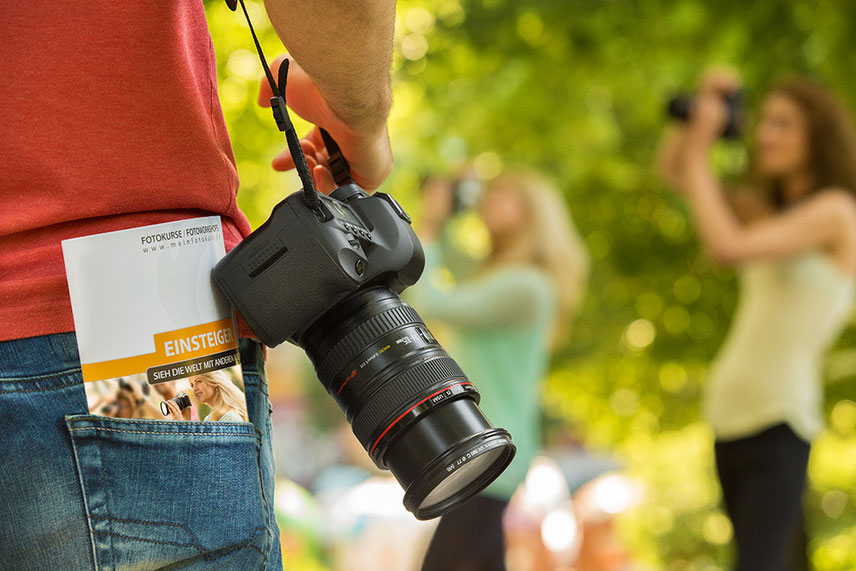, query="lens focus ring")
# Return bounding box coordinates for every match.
[316,304,422,383]
[350,355,468,447]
